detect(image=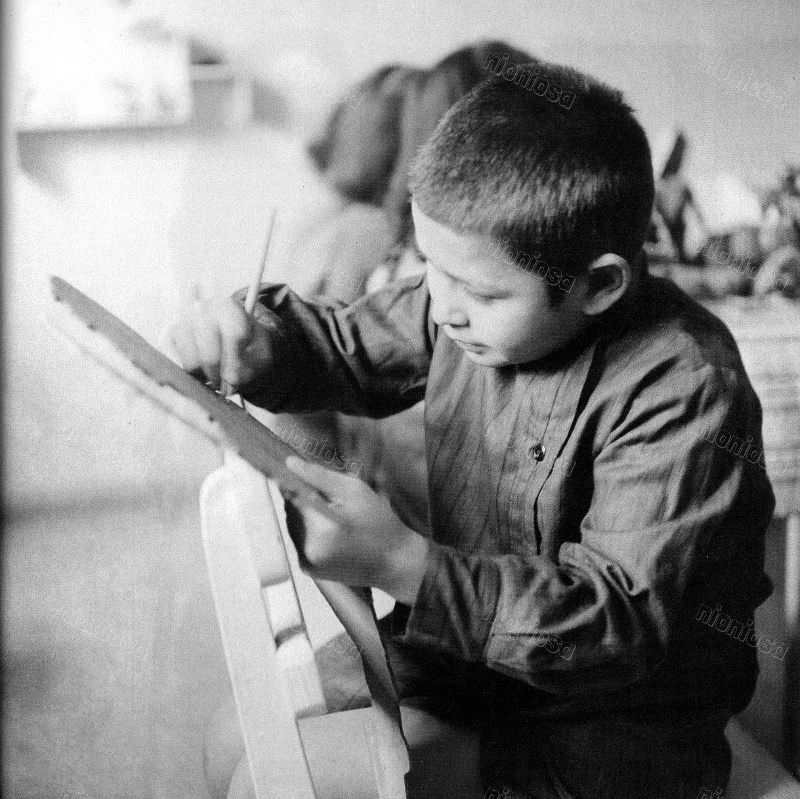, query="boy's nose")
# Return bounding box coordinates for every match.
[430,291,469,328]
